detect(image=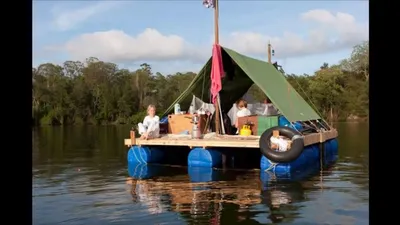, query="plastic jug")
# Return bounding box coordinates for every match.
[239,125,252,136]
[174,103,181,115]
